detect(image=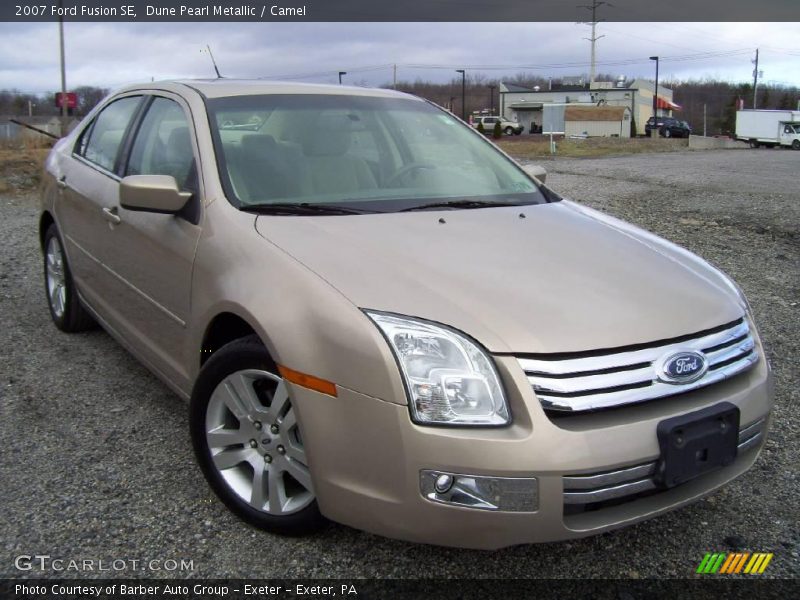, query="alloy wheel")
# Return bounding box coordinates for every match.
[45,236,67,319]
[204,369,313,516]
